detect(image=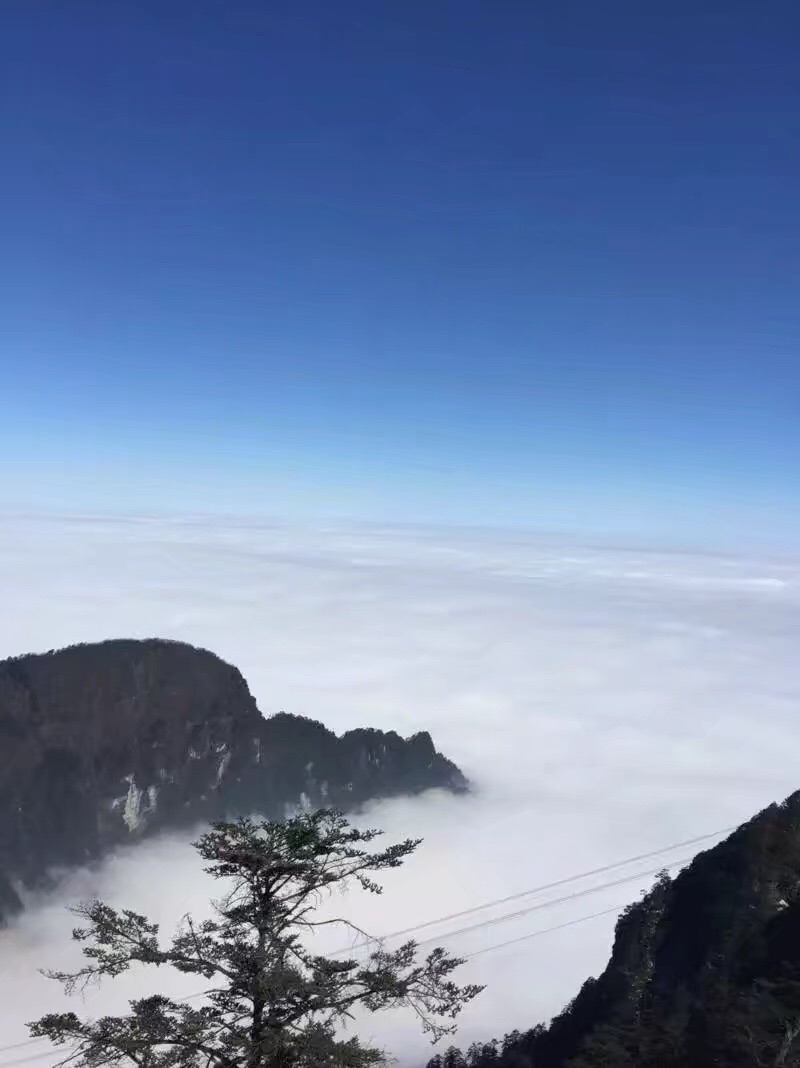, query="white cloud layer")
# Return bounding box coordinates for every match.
[1,513,799,1065]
